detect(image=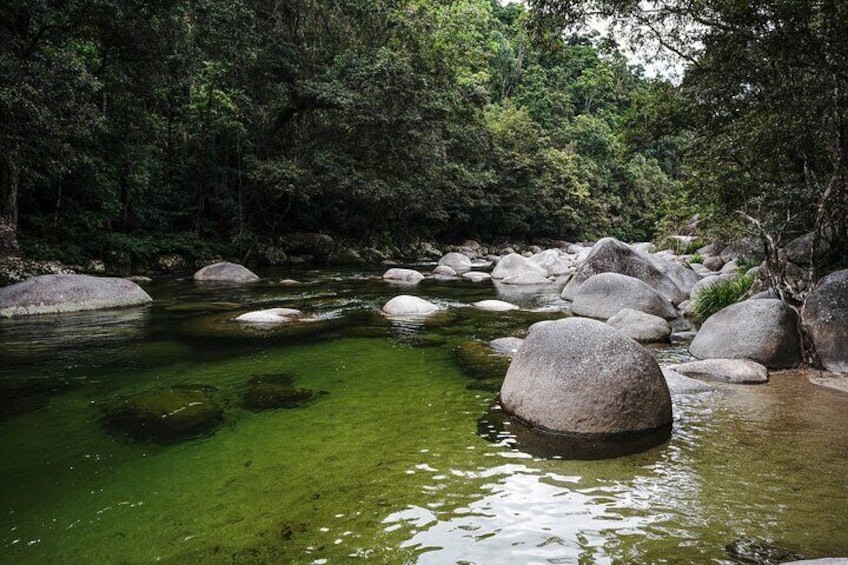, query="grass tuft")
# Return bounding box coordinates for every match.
[691,275,754,323]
